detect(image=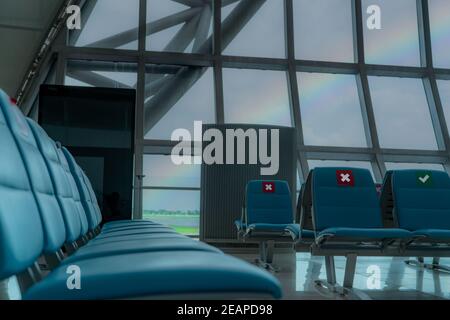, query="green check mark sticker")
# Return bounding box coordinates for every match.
[416,171,433,187]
